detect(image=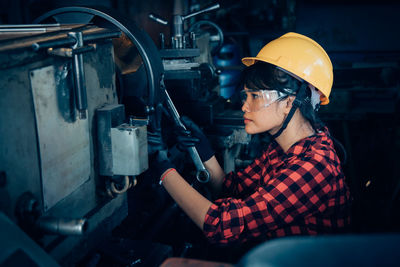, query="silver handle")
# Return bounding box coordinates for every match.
[148,13,168,25]
[164,90,210,183]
